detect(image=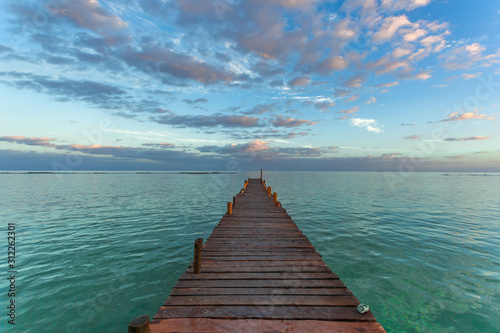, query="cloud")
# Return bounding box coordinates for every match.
[414,70,432,80]
[405,135,421,139]
[374,81,400,88]
[381,0,433,11]
[198,140,270,155]
[314,56,349,74]
[182,98,209,104]
[392,47,413,58]
[198,140,337,159]
[122,44,237,85]
[314,102,336,111]
[444,136,489,142]
[241,103,276,115]
[0,44,14,53]
[439,111,495,122]
[152,110,262,128]
[288,76,311,87]
[269,79,284,87]
[462,72,482,80]
[365,96,376,104]
[440,43,487,70]
[332,19,357,40]
[401,123,417,126]
[0,136,55,147]
[343,73,367,88]
[344,94,359,103]
[373,15,411,42]
[403,28,428,42]
[271,115,316,127]
[338,106,360,114]
[141,142,175,148]
[350,118,383,133]
[334,88,353,97]
[0,72,127,110]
